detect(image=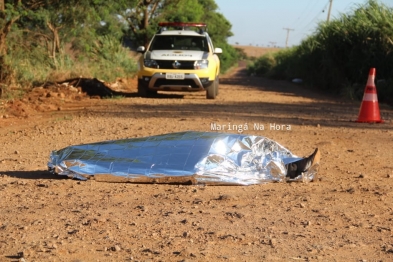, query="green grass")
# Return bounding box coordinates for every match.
[1,34,138,100]
[246,0,393,104]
